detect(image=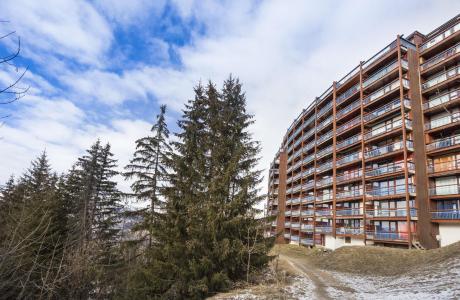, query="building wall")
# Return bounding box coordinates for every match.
[438,224,460,247]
